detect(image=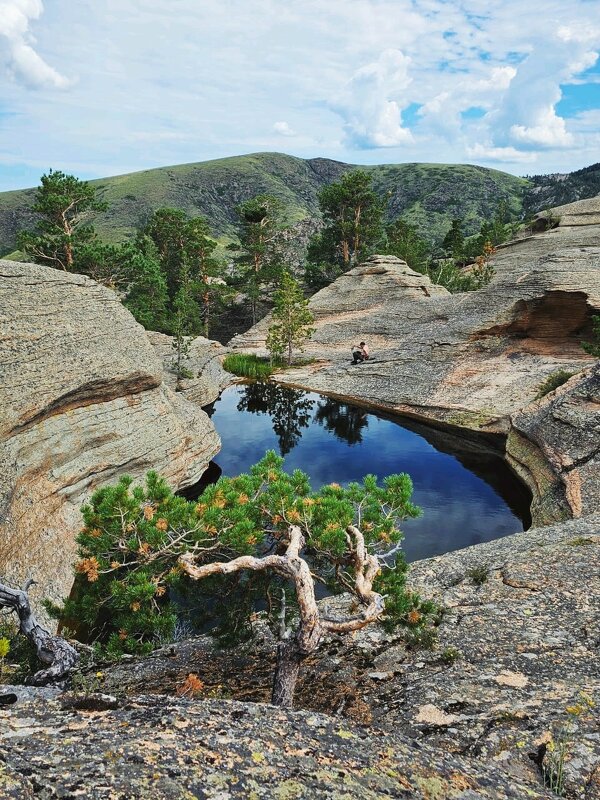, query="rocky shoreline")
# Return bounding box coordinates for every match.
[231,199,600,527]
